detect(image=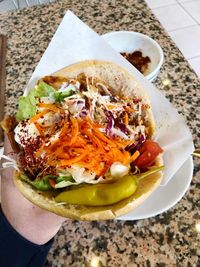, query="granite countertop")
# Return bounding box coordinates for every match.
[0,0,199,266]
